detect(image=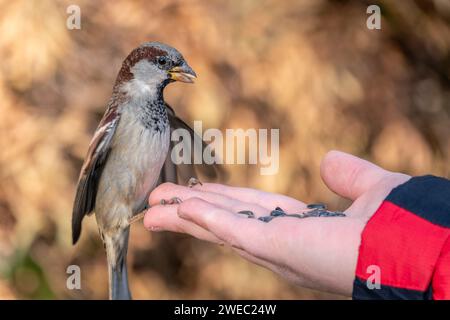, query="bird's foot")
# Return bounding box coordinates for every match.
[187,177,202,188]
[128,211,146,225]
[160,197,182,205]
